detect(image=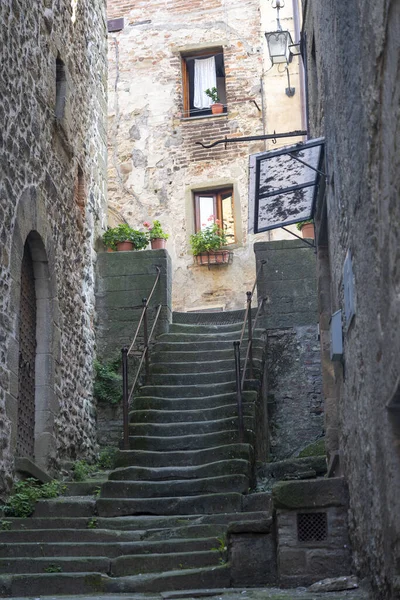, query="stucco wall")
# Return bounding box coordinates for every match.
[303,1,400,597]
[106,0,305,312]
[0,0,107,495]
